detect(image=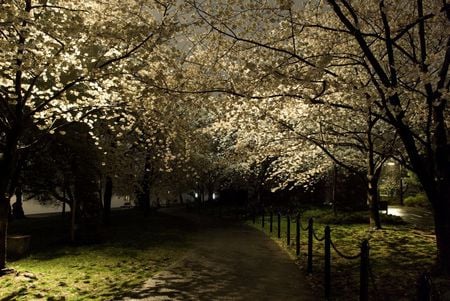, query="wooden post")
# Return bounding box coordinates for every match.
[307,218,313,274]
[360,240,369,301]
[325,226,331,300]
[277,213,281,238]
[296,214,300,256]
[287,215,291,246]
